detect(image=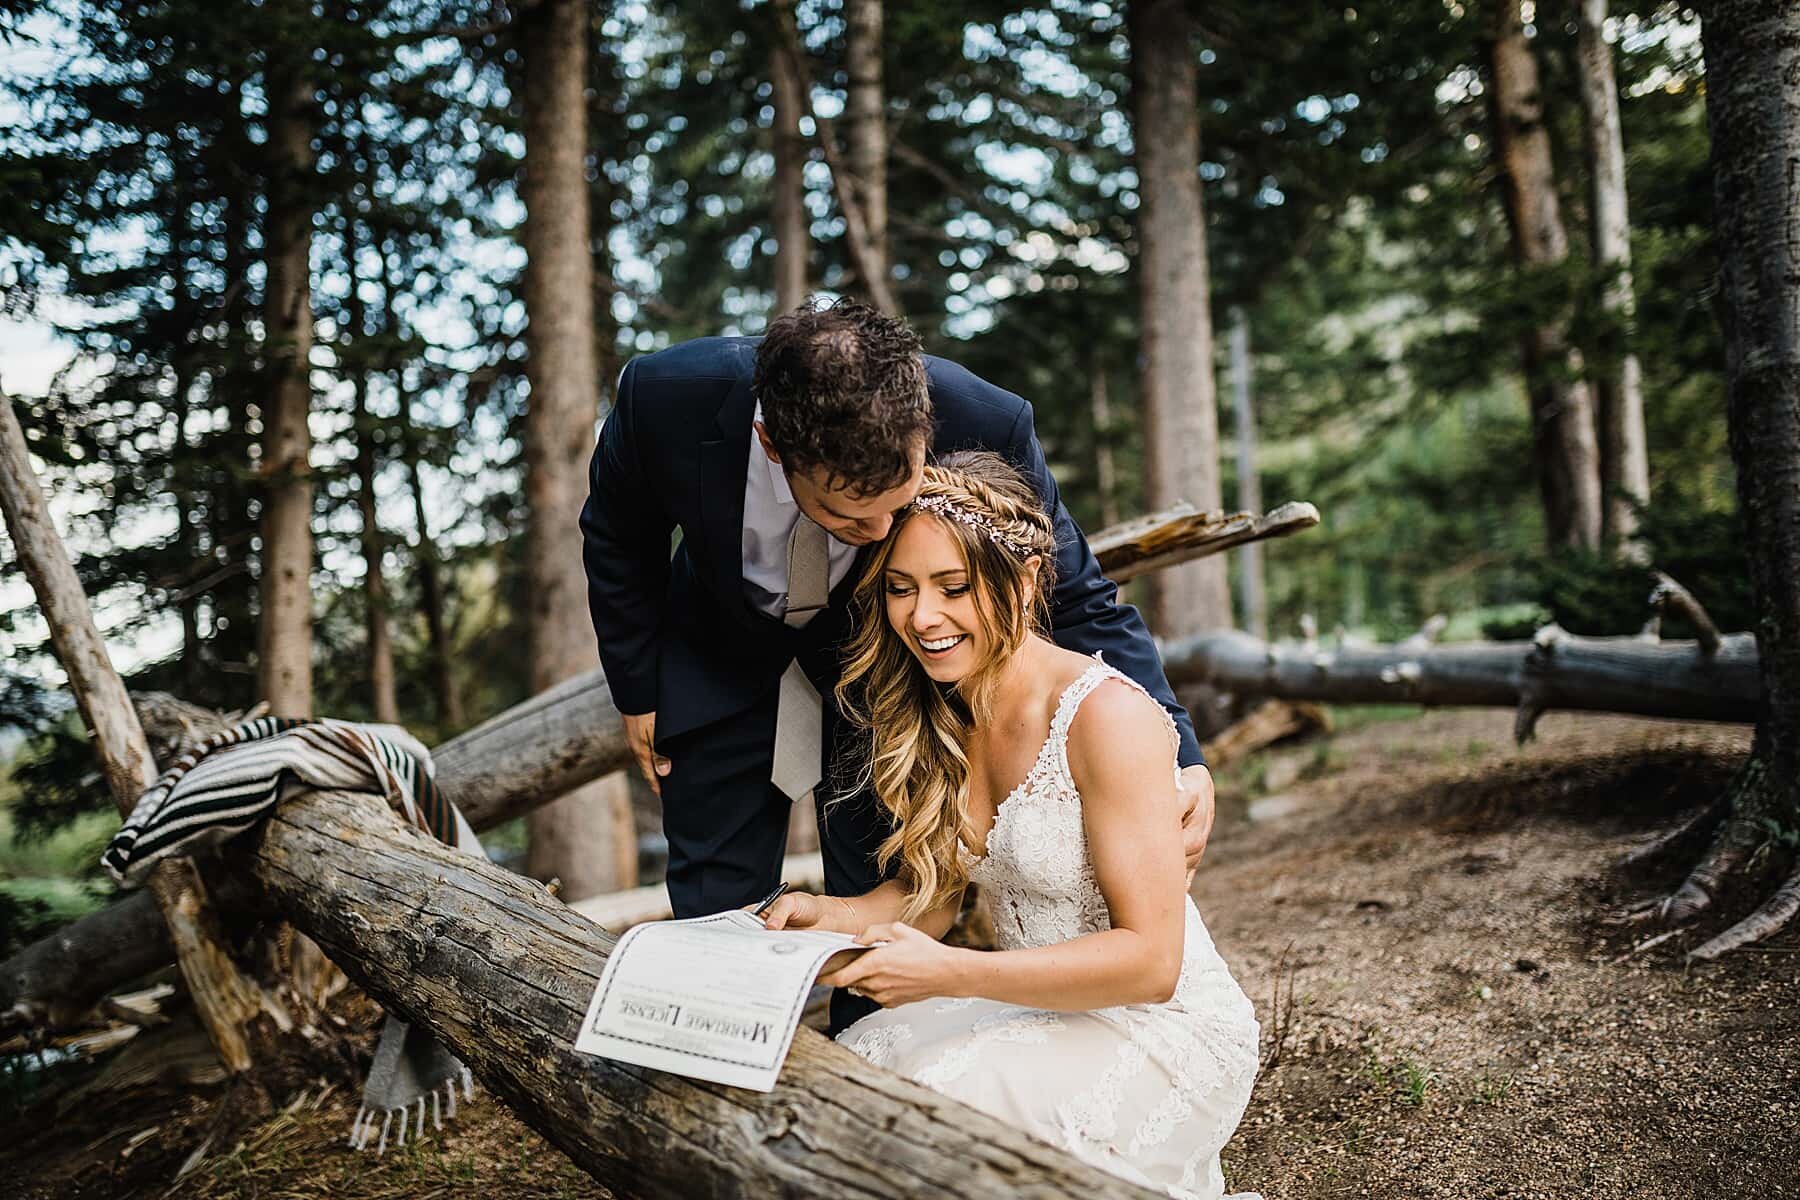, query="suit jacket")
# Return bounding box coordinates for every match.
[580,335,1204,766]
